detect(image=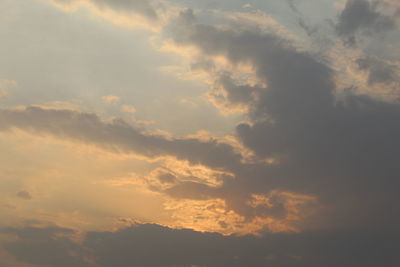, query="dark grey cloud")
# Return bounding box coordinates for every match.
[0,106,241,171]
[357,56,398,85]
[3,224,400,267]
[81,224,400,267]
[164,9,400,230]
[210,73,261,109]
[2,226,86,267]
[156,172,177,184]
[16,190,32,200]
[336,0,397,45]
